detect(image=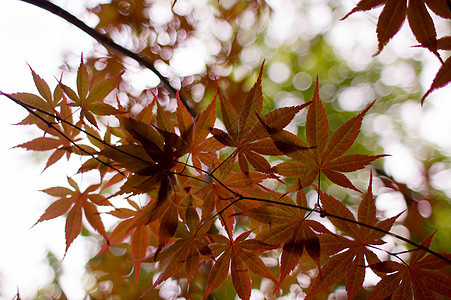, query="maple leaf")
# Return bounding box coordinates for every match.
[210,62,308,175]
[100,110,188,205]
[34,177,110,253]
[273,78,385,193]
[100,198,158,282]
[342,0,442,60]
[197,170,269,237]
[306,173,401,299]
[369,232,451,300]
[422,56,451,103]
[247,190,330,292]
[147,205,214,293]
[175,91,224,173]
[60,56,122,128]
[11,68,88,170]
[203,231,277,300]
